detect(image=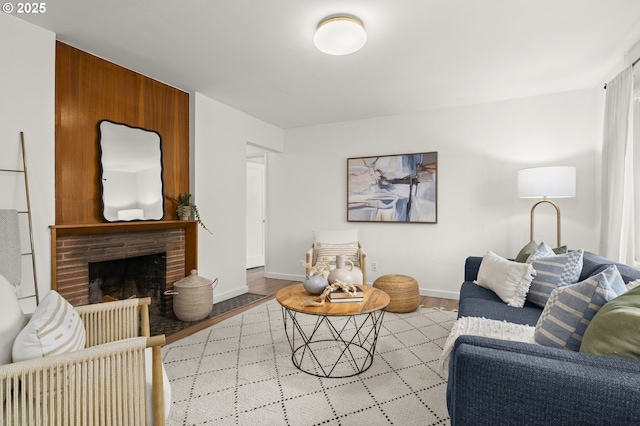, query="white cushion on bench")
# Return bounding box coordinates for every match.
[0,273,27,365]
